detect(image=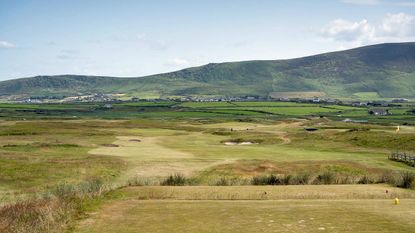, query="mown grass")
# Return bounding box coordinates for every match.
[74,185,415,233]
